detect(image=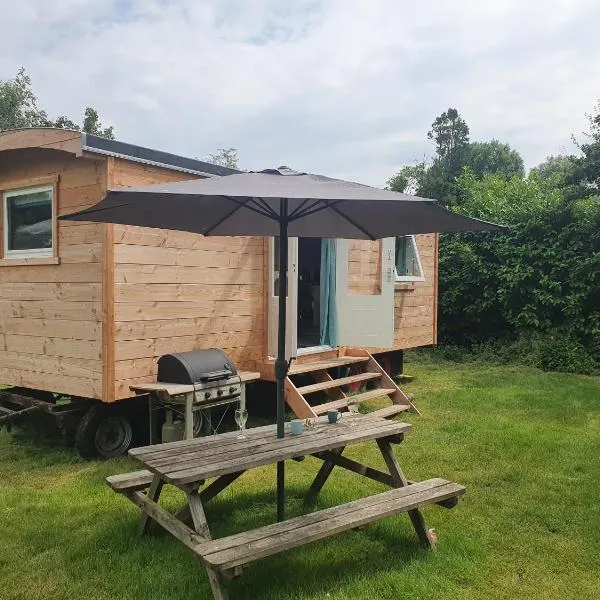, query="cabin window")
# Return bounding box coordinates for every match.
[395,235,425,282]
[2,186,54,259]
